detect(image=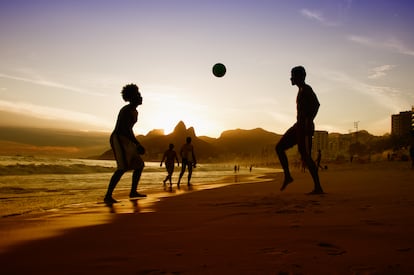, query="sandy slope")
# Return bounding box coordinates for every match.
[1,161,413,274]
